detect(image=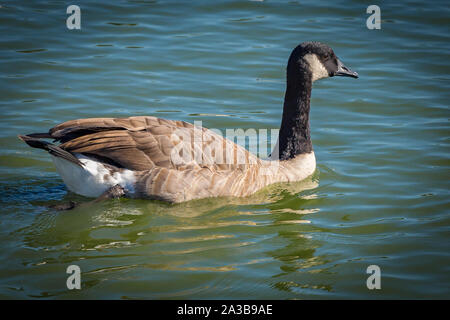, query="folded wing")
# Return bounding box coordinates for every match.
[49,116,261,172]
